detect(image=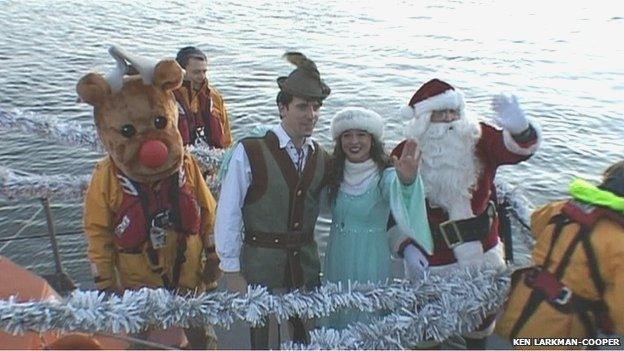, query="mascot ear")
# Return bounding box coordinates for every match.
[76,73,111,107]
[153,59,183,92]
